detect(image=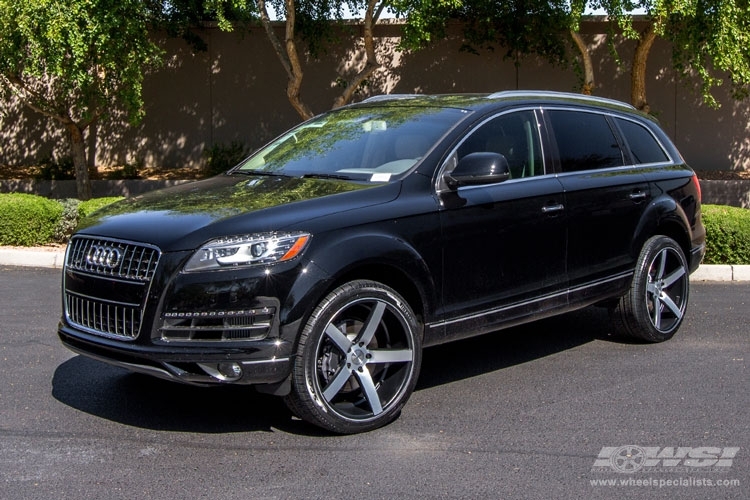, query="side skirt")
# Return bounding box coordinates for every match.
[424,271,633,347]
